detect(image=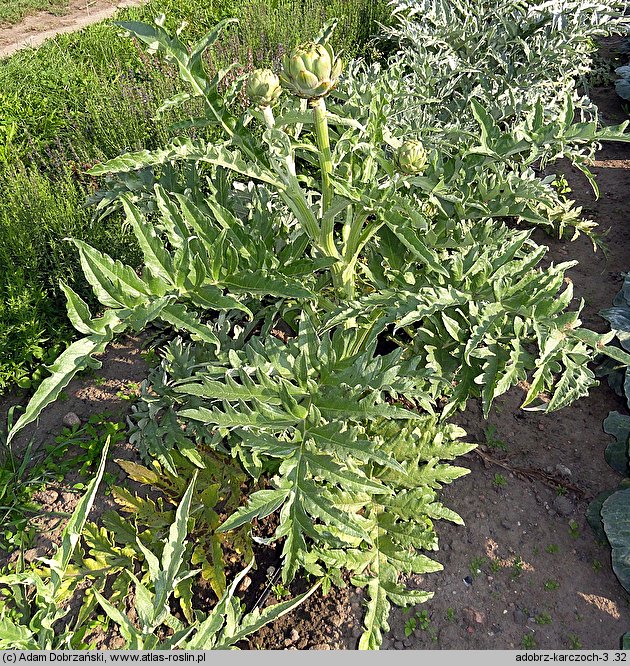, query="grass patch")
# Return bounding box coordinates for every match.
[0,0,68,25]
